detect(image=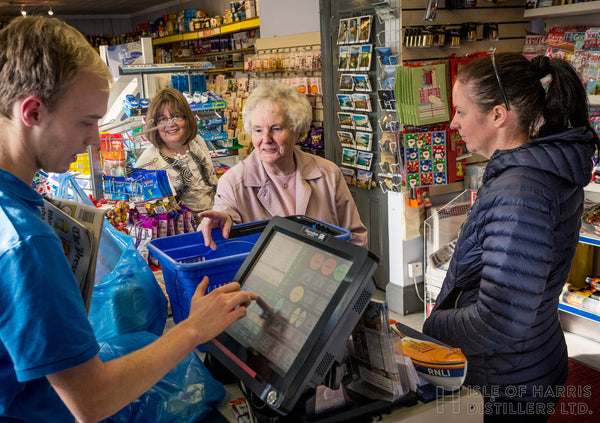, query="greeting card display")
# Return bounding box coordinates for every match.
[403,130,447,188]
[338,46,350,71]
[338,112,354,129]
[378,89,396,111]
[338,18,349,44]
[336,15,376,191]
[352,114,372,132]
[356,151,374,170]
[349,46,361,70]
[380,65,396,90]
[358,45,373,71]
[338,131,355,147]
[379,152,400,175]
[358,16,372,43]
[340,74,354,91]
[380,111,401,132]
[352,93,371,112]
[395,63,450,126]
[337,94,354,110]
[355,132,373,151]
[348,18,359,43]
[357,170,373,189]
[379,174,402,193]
[379,131,398,154]
[341,167,356,186]
[342,148,358,167]
[352,74,372,91]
